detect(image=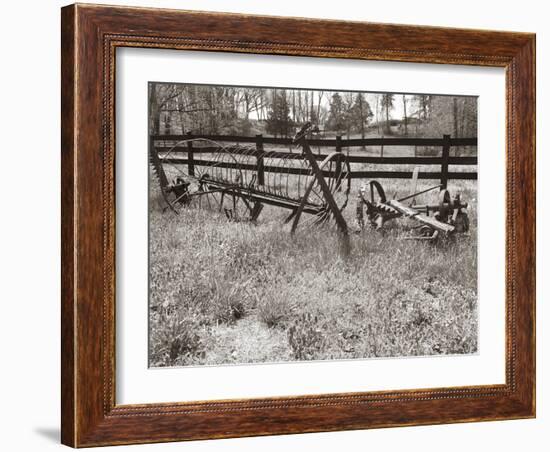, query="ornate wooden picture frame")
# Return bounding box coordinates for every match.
[61,3,535,447]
